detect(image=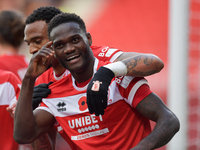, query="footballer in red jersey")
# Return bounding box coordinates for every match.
[0,69,21,150]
